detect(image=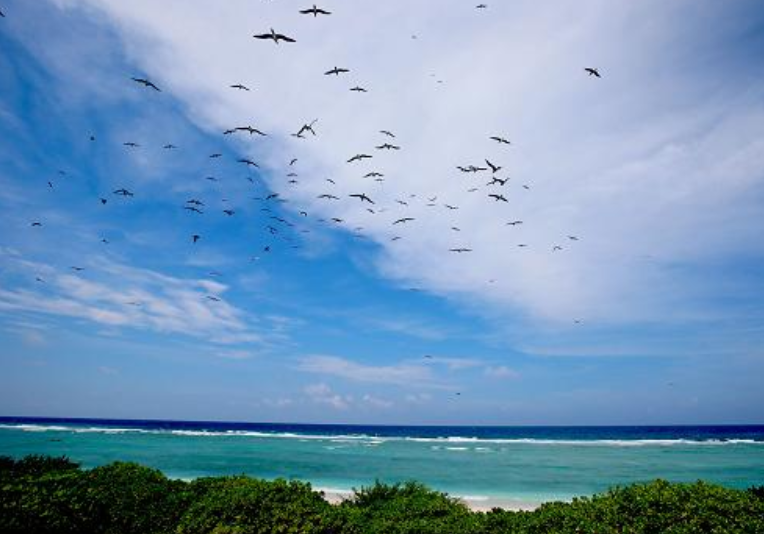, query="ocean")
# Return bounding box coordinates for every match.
[1,417,763,508]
